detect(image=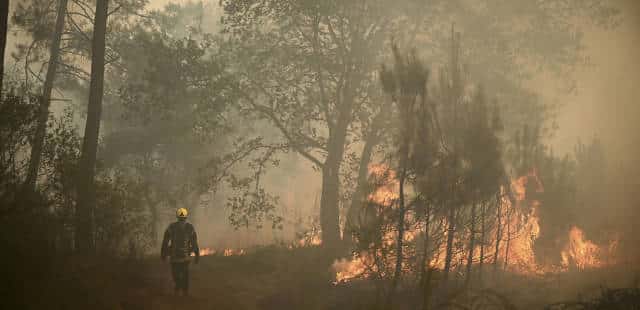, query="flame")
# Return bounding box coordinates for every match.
[332,252,378,283]
[429,224,461,269]
[194,247,245,257]
[199,248,216,256]
[297,234,322,247]
[223,248,245,256]
[560,226,617,270]
[332,164,398,283]
[499,172,543,274]
[367,164,398,206]
[332,166,620,283]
